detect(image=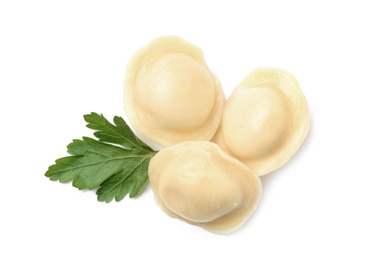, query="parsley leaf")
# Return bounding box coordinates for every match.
[45,113,156,202]
[84,112,152,153]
